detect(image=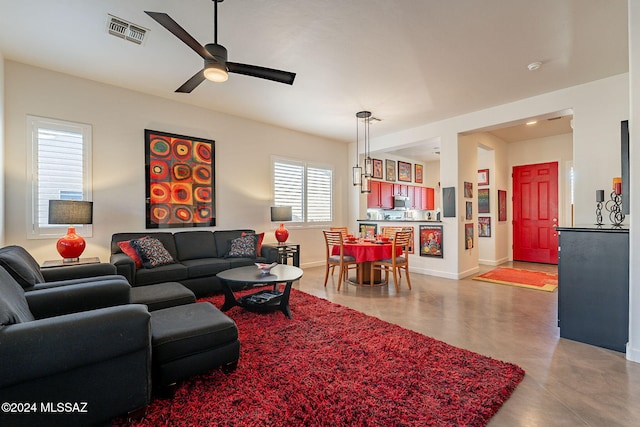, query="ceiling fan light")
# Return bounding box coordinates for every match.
[204,63,228,82]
